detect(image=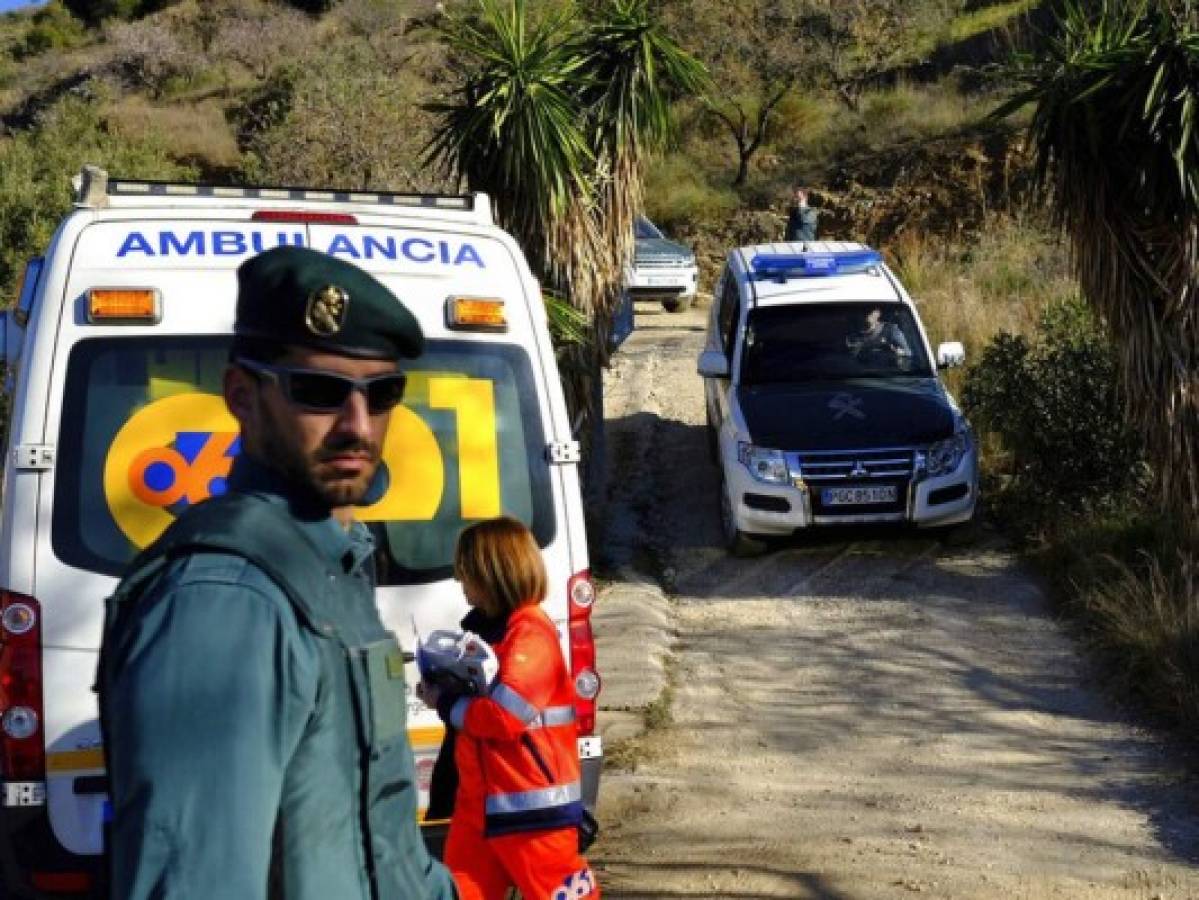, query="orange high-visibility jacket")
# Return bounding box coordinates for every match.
[447,603,582,836]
